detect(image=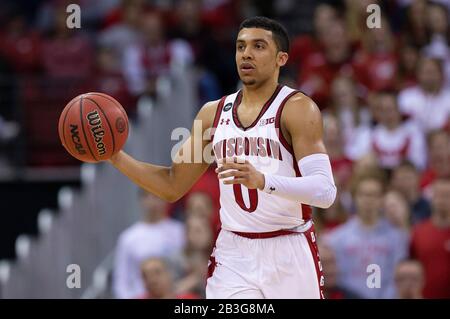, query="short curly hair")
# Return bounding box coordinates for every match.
[239,16,290,53]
